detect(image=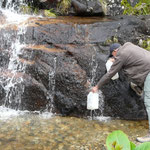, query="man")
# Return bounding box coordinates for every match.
[91,42,150,143]
[106,53,143,96]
